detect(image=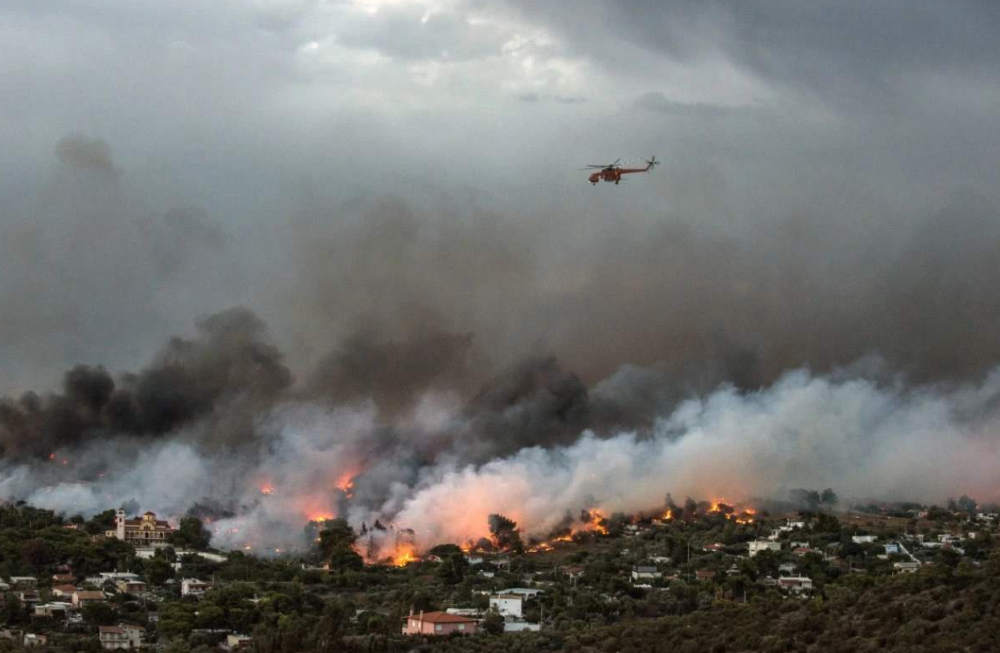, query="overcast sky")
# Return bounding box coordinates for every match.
[3,0,1000,394]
